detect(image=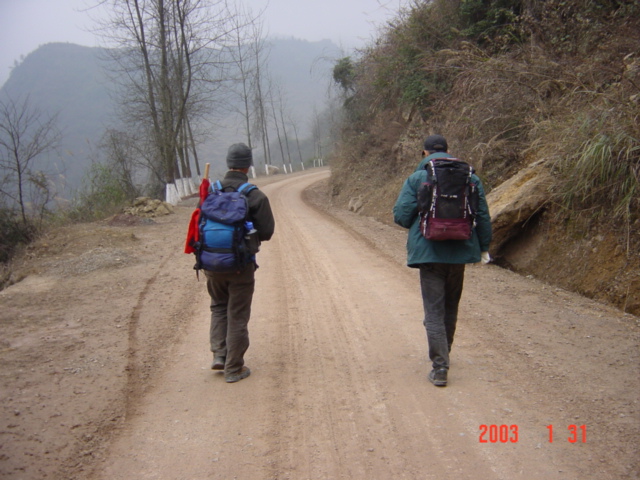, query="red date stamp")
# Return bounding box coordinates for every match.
[479,424,519,443]
[479,425,587,443]
[547,424,587,443]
